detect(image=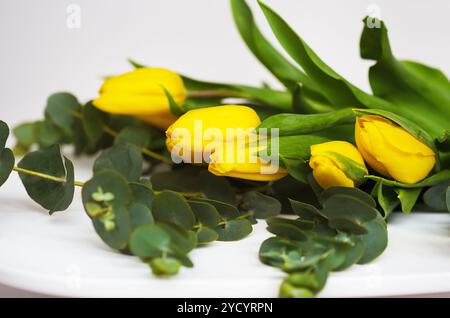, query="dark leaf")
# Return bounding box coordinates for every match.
[94,144,143,181]
[152,191,196,229]
[241,191,281,219]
